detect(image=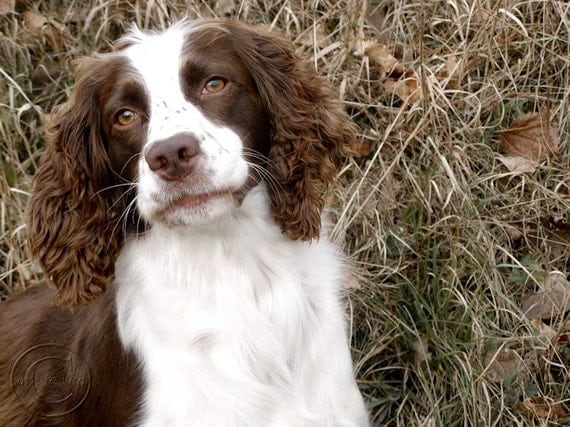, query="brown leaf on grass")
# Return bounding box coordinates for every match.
[22,10,45,31]
[517,396,566,418]
[353,39,403,77]
[496,154,538,173]
[531,318,570,347]
[22,11,70,53]
[522,272,570,320]
[411,335,431,365]
[352,141,372,157]
[0,0,14,15]
[383,70,422,104]
[353,39,422,104]
[500,113,559,162]
[530,318,557,340]
[344,273,361,290]
[483,348,523,383]
[504,224,523,242]
[298,24,328,49]
[364,42,403,76]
